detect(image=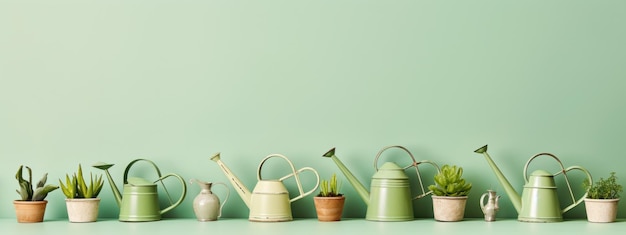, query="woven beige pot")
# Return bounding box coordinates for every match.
[432,196,467,222]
